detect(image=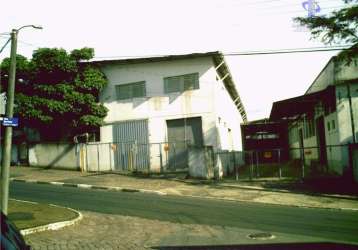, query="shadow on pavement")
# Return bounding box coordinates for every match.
[262,176,358,197]
[152,242,358,250]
